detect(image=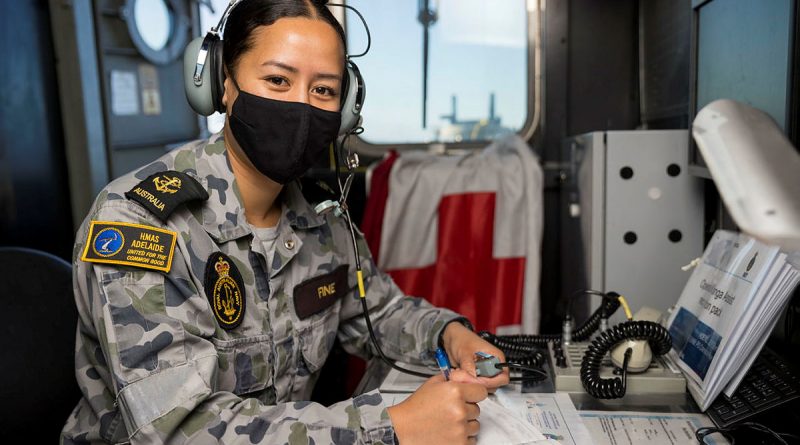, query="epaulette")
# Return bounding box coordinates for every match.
[124,170,209,222]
